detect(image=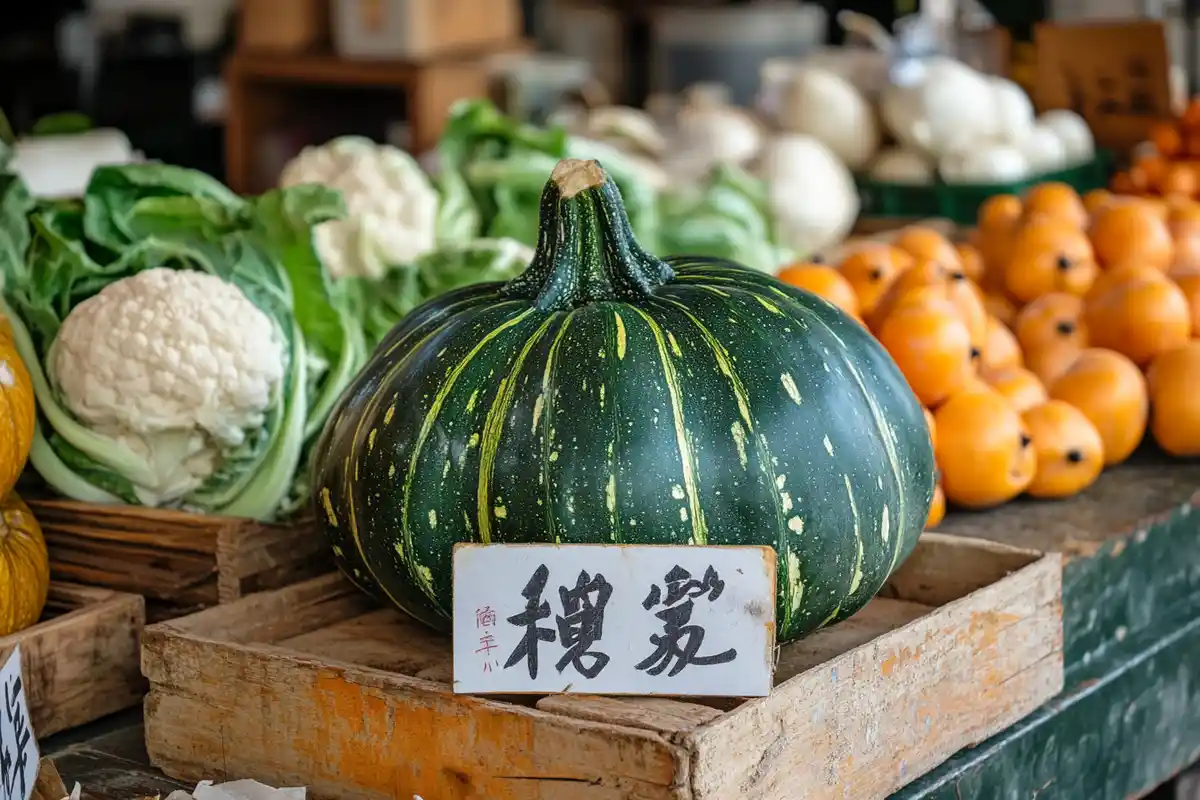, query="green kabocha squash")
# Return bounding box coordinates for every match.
[311,158,935,642]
